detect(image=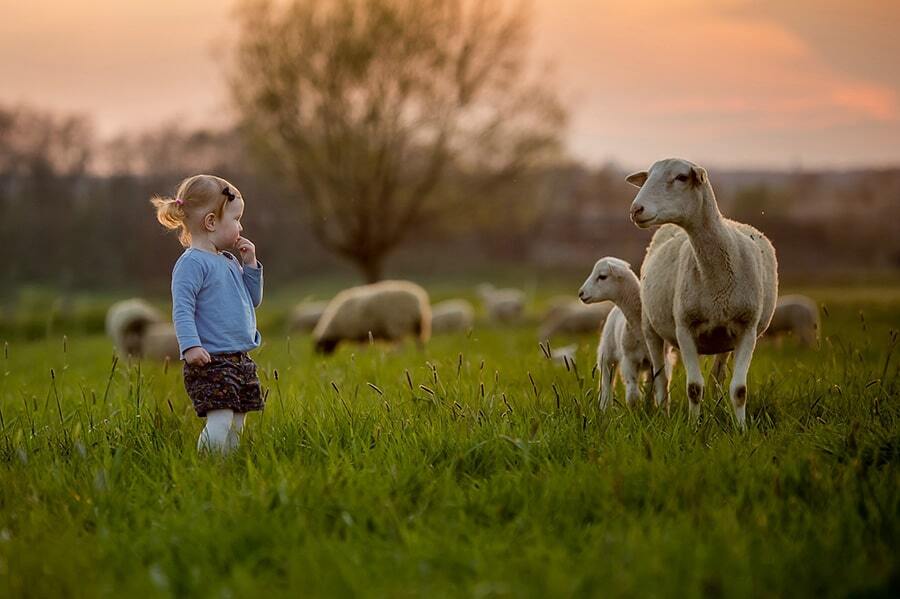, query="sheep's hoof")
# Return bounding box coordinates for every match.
[732,385,747,408]
[687,382,703,404]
